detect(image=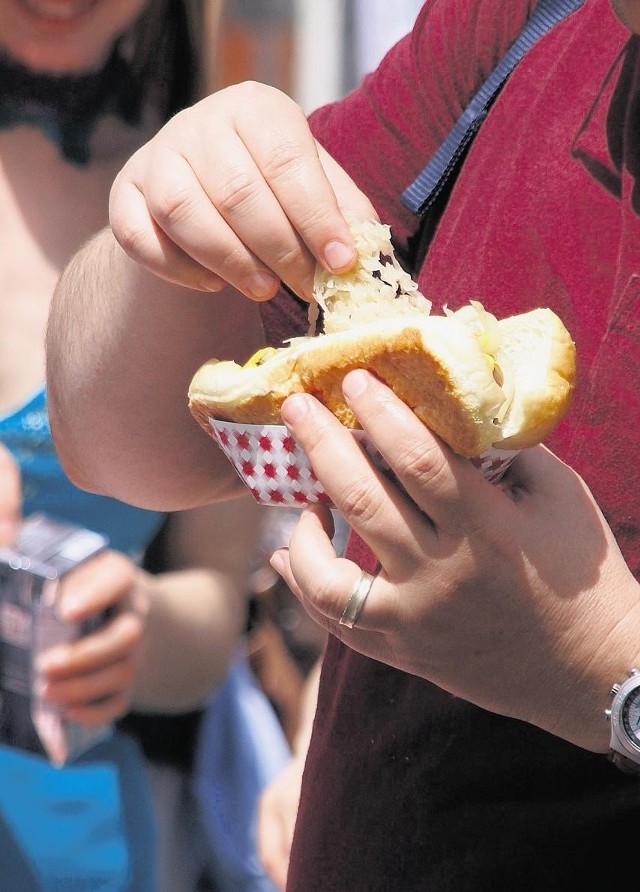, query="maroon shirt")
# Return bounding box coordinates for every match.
[262,0,640,887]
